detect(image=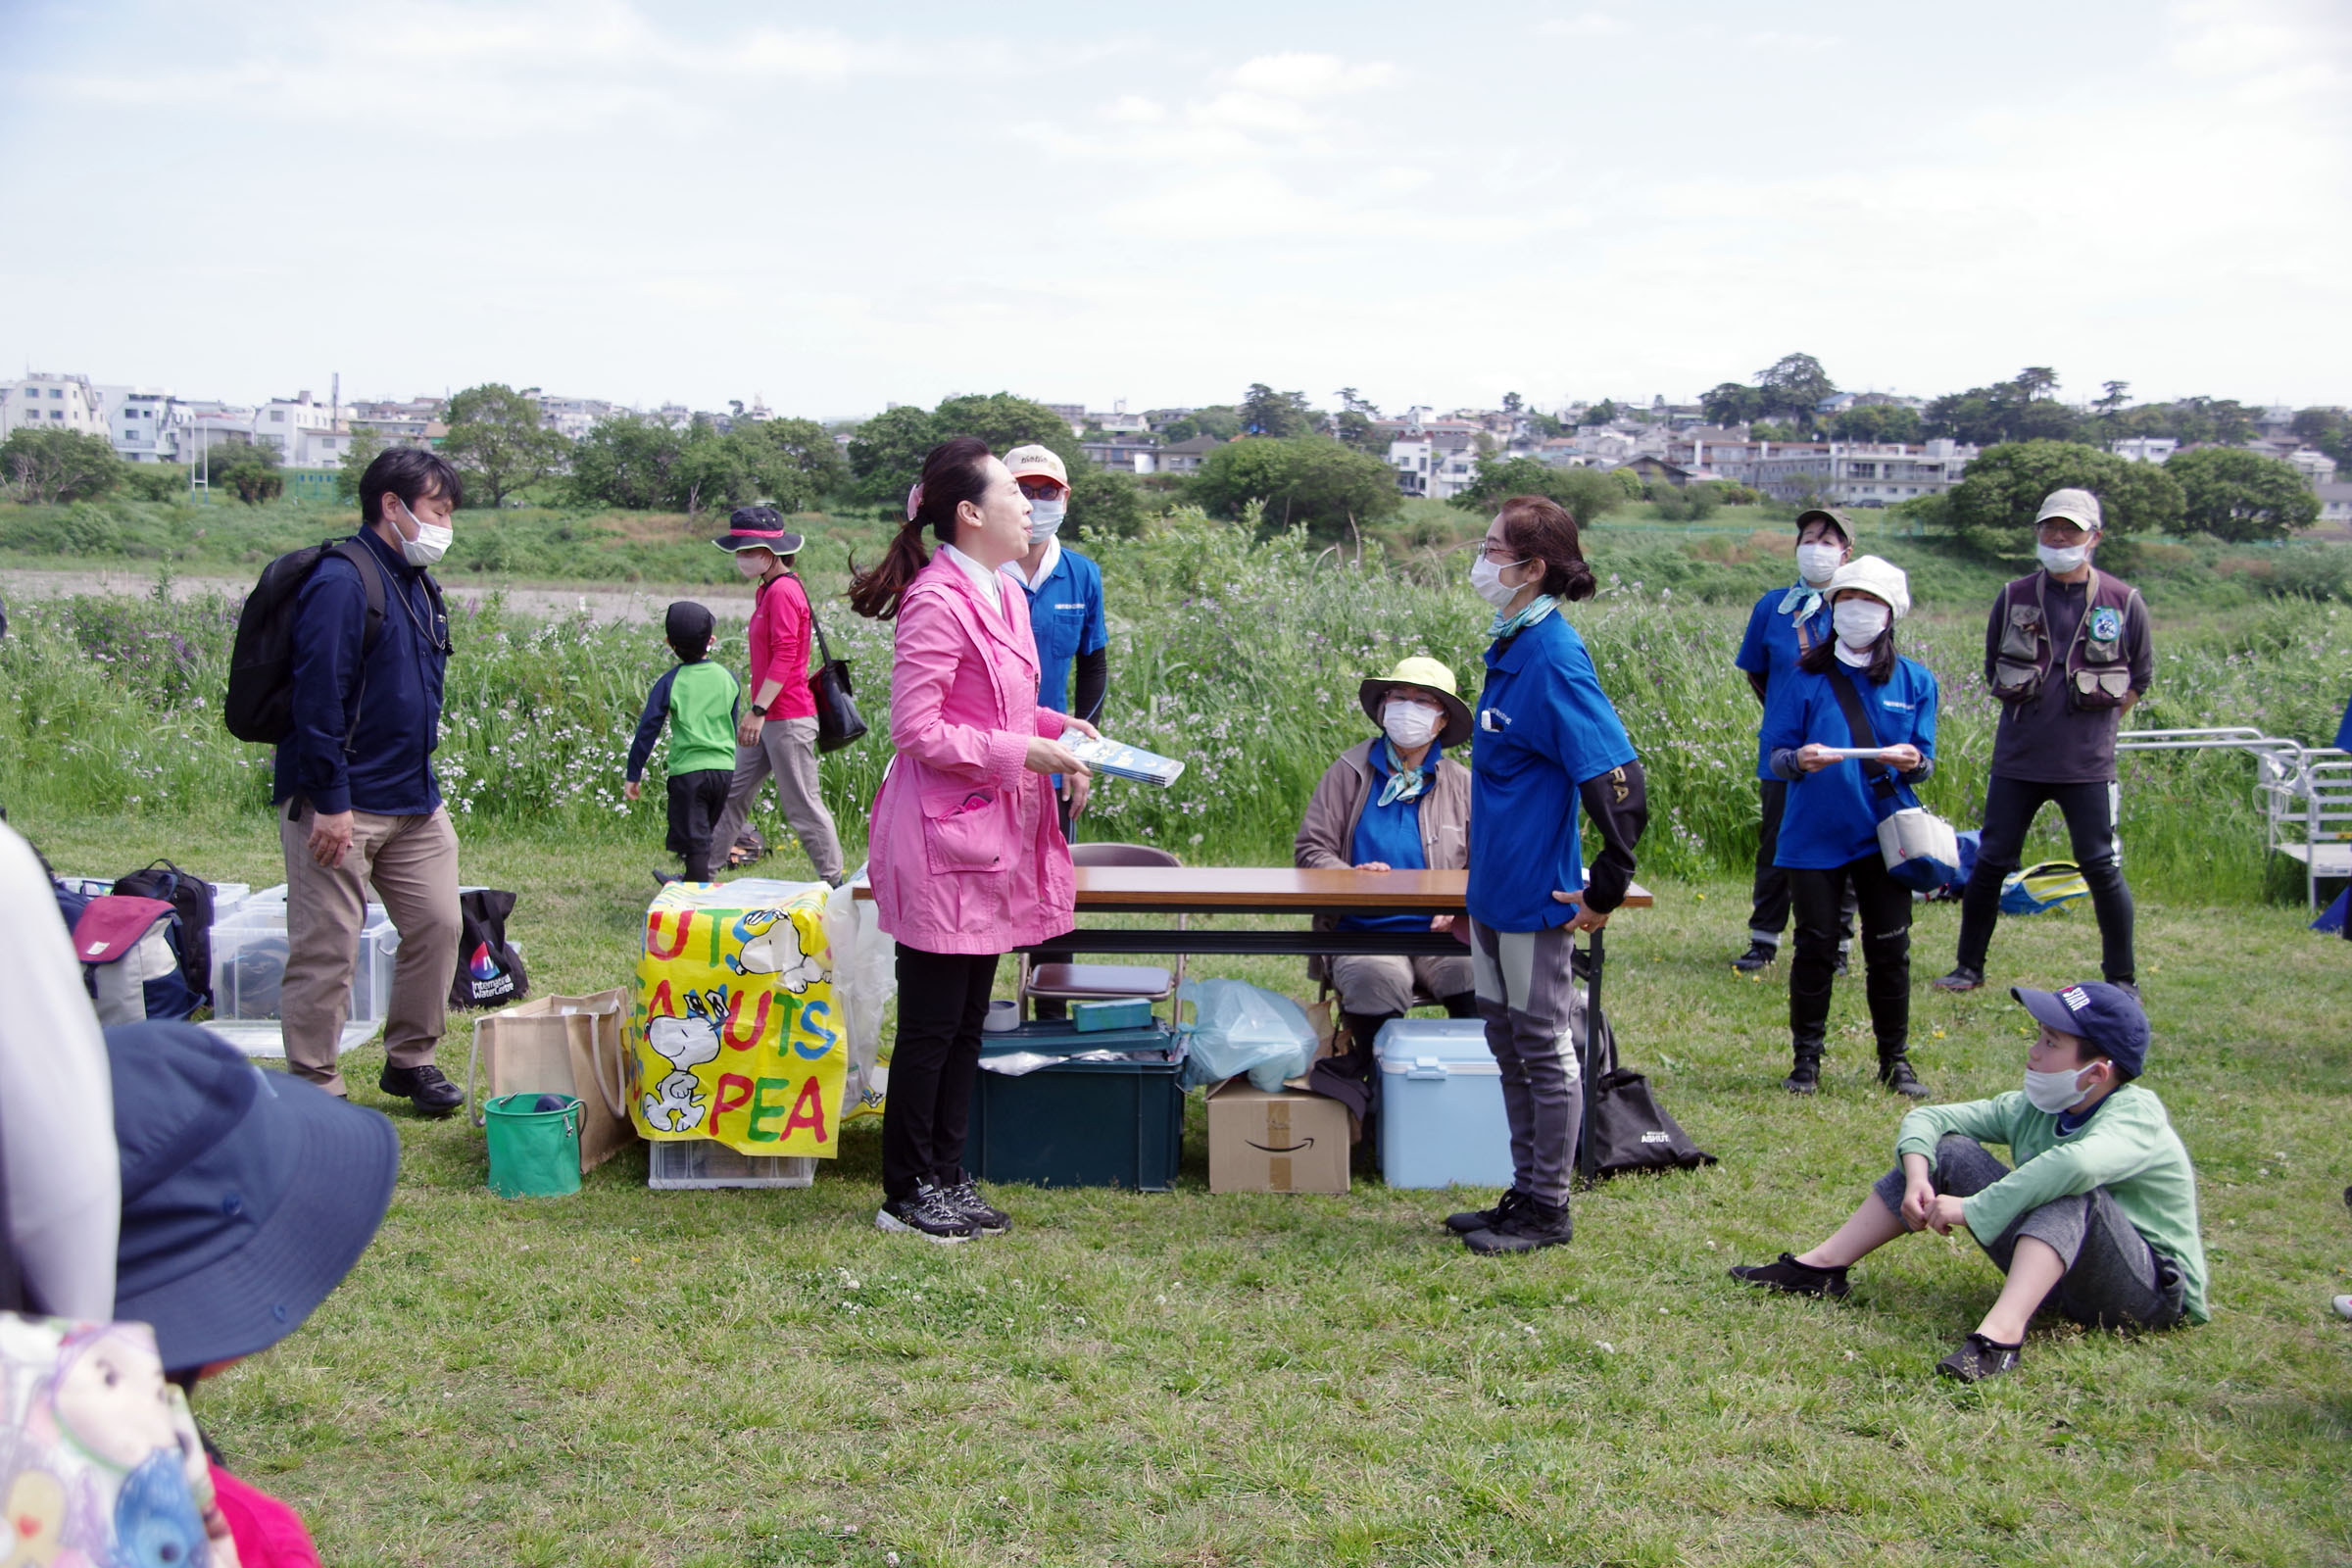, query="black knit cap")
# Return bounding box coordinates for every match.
[665,601,715,662]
